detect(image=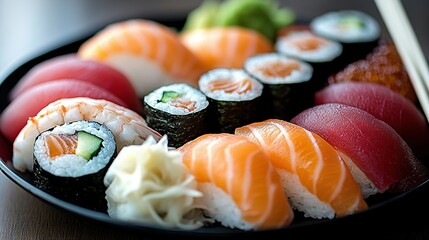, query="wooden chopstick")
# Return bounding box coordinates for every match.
[374,0,429,121]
